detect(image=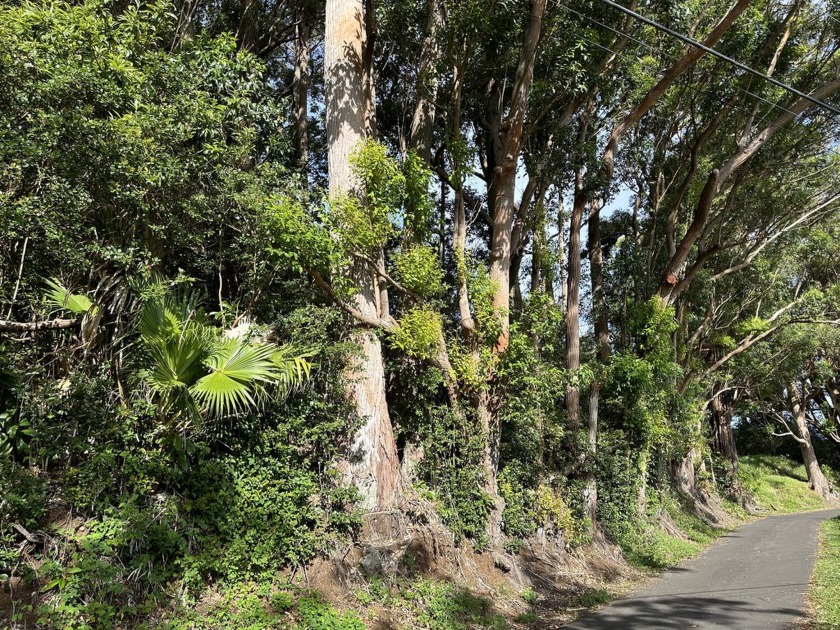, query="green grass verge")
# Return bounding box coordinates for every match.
[616,493,733,571]
[738,455,832,513]
[619,455,831,573]
[811,516,840,629]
